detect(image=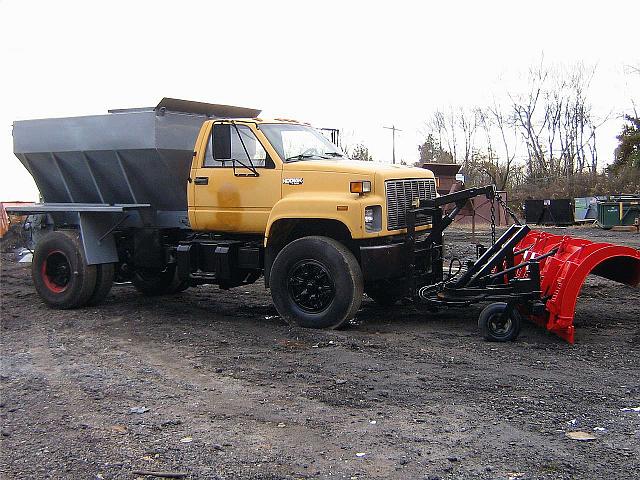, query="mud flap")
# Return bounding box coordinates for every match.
[515,231,640,343]
[79,213,119,265]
